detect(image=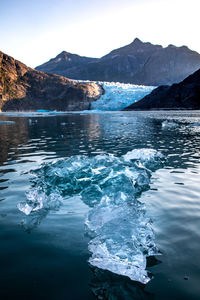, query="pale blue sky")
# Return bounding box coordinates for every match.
[1,0,200,67]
